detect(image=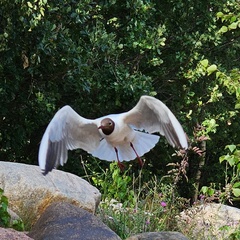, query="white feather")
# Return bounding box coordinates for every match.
[38,96,188,174]
[91,131,159,162]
